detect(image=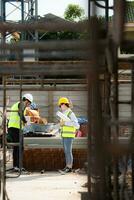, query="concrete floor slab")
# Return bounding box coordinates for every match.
[6,172,87,200]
